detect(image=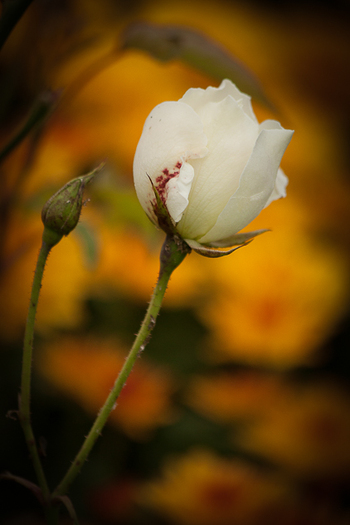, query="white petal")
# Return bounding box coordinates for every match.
[198,127,294,244]
[177,95,259,240]
[264,168,288,207]
[258,119,289,207]
[180,79,257,122]
[166,161,195,222]
[133,101,208,224]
